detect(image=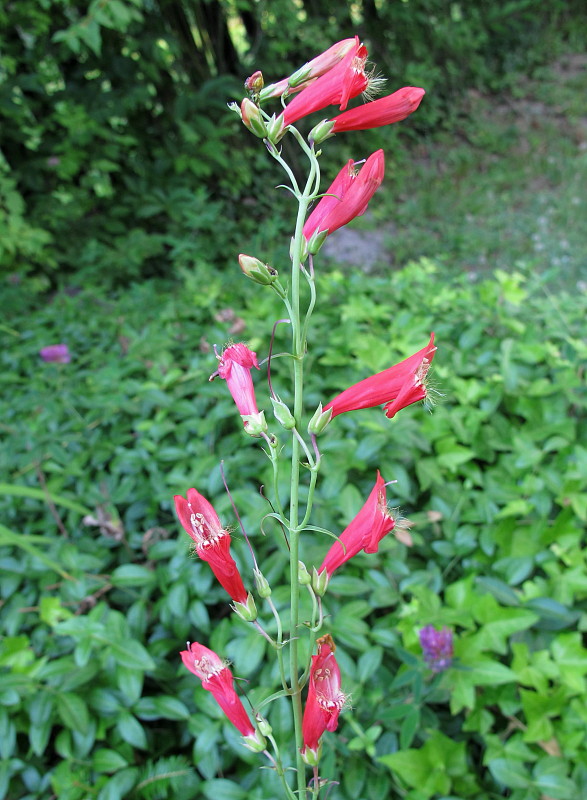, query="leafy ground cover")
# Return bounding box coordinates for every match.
[1,49,587,800]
